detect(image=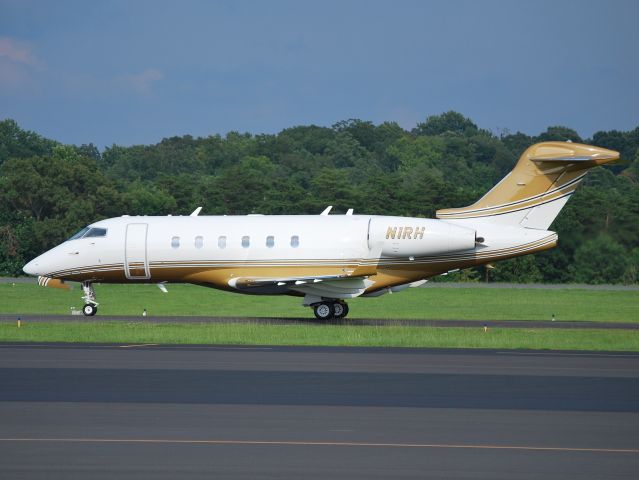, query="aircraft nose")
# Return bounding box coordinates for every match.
[23,258,40,276]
